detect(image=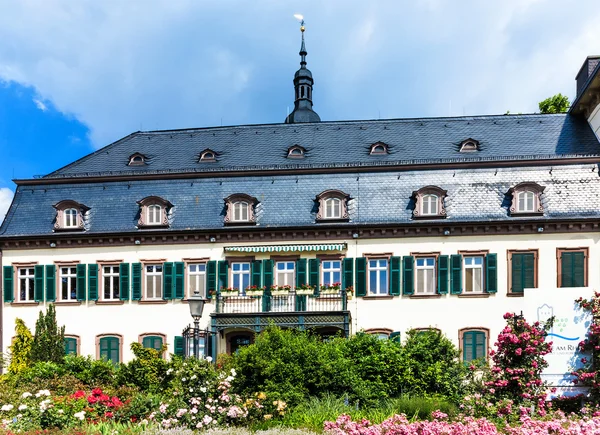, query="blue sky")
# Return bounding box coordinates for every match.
[1,0,600,220]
